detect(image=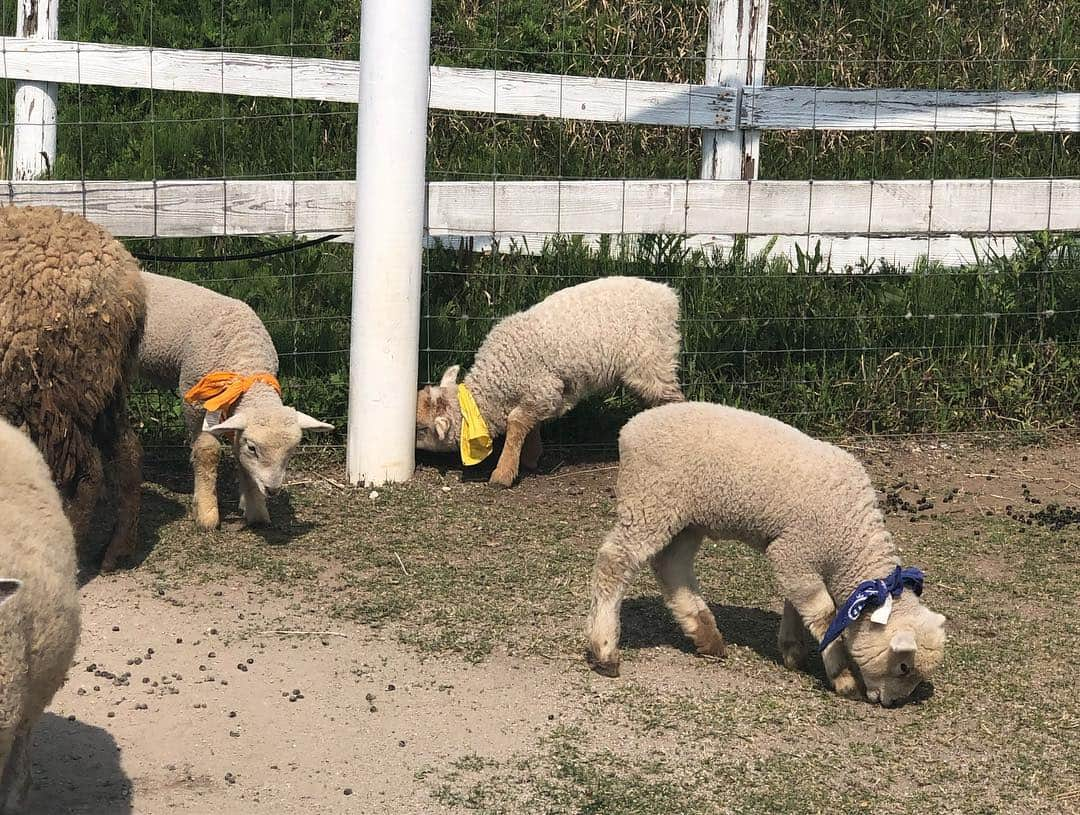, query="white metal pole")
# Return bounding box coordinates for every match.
[346,0,432,486]
[12,0,59,180]
[700,0,770,180]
